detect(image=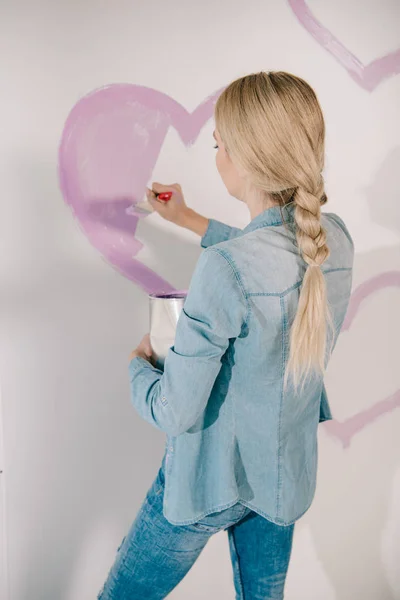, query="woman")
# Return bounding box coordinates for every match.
[98,72,354,599]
